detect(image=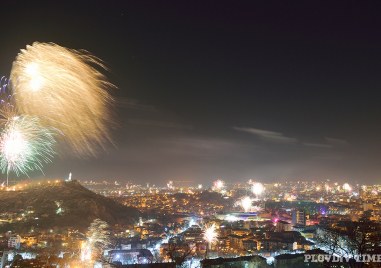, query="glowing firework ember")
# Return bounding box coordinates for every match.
[325,184,330,192]
[213,179,224,191]
[10,42,114,156]
[167,180,174,189]
[239,196,252,212]
[0,115,56,177]
[80,241,92,262]
[343,183,352,192]
[251,182,265,196]
[203,223,218,244]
